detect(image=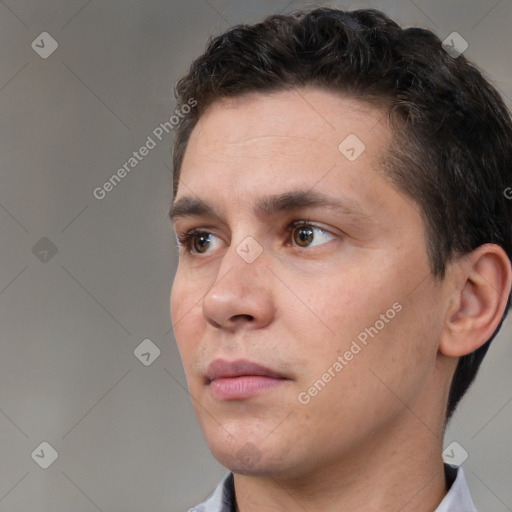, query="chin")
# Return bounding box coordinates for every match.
[202,428,269,470]
[208,434,308,479]
[198,412,311,475]
[217,451,284,476]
